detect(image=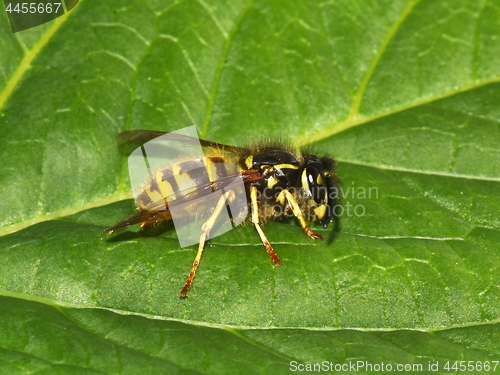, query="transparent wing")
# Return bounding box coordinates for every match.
[116,130,247,153]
